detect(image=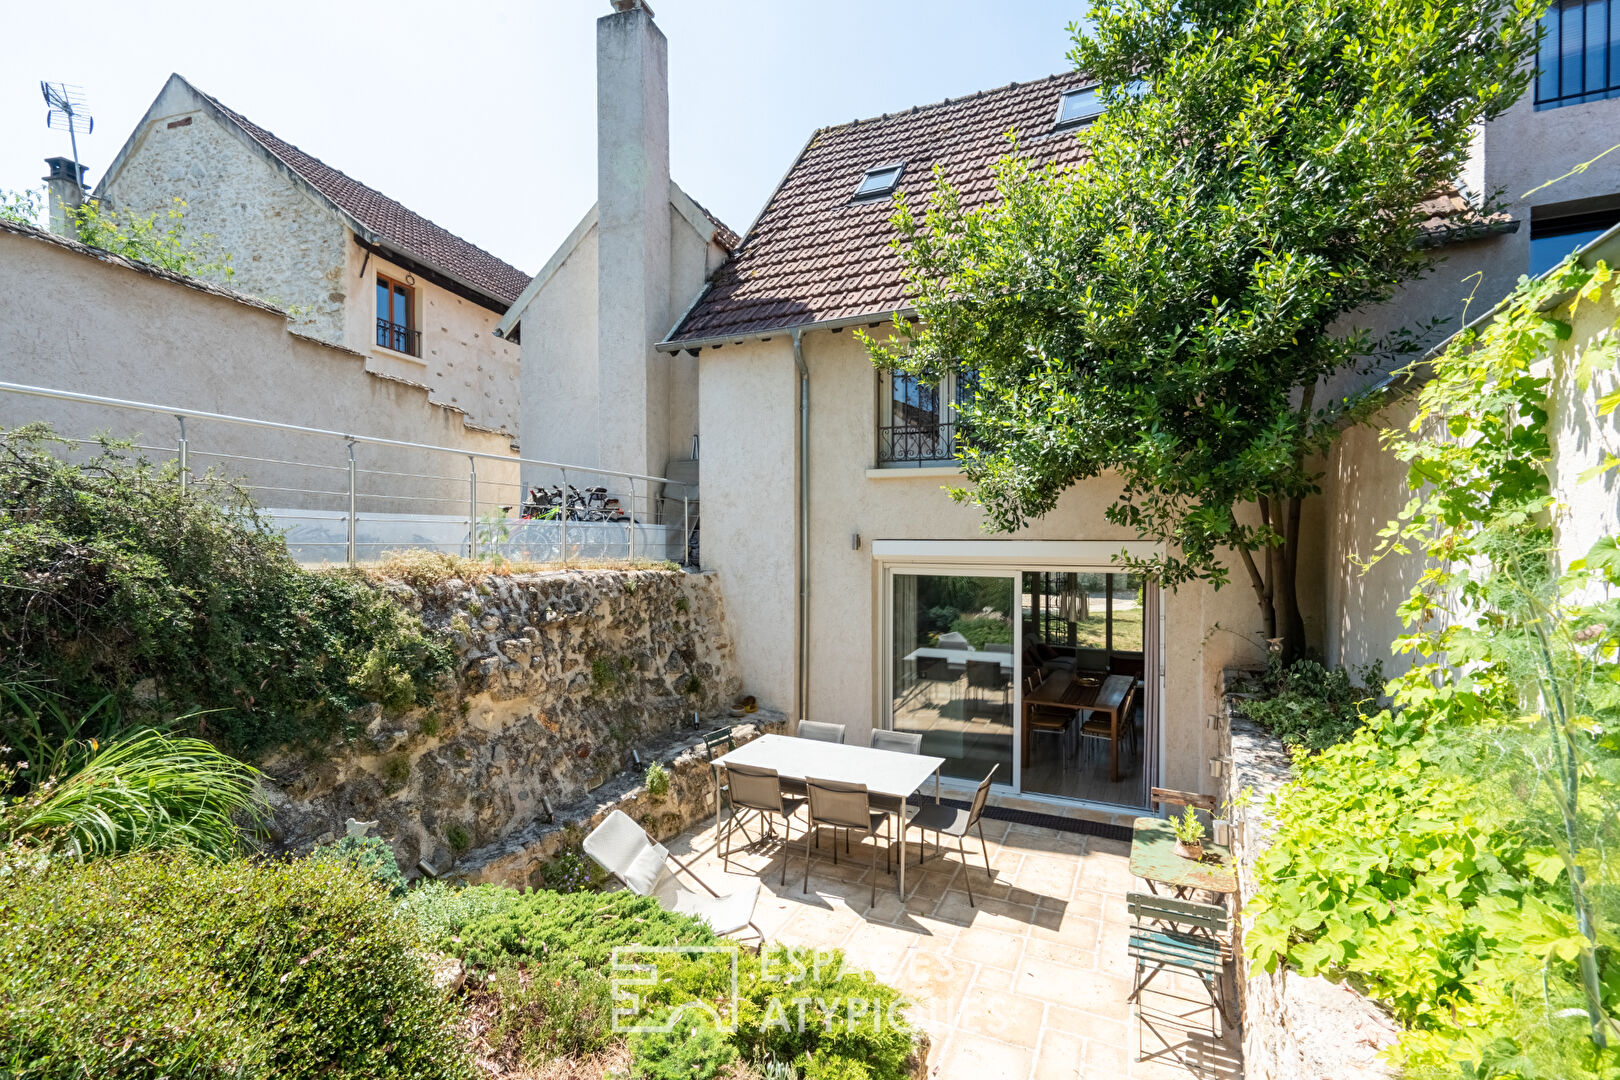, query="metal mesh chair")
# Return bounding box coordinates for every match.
[903,764,998,905]
[966,658,1009,719]
[702,727,735,812]
[722,762,806,885]
[803,776,891,905]
[870,730,923,754]
[798,720,847,744]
